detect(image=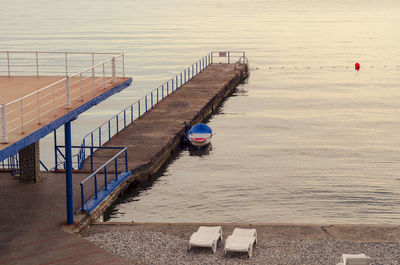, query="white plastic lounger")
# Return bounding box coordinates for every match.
[188,226,223,253]
[224,228,257,258]
[336,254,372,265]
